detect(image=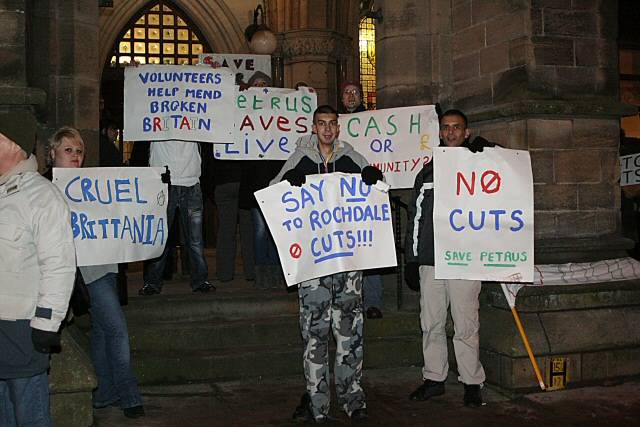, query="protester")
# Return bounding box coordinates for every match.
[338,81,367,114]
[271,105,383,423]
[0,128,76,426]
[45,126,145,418]
[404,109,495,407]
[99,121,123,167]
[338,80,384,319]
[138,138,214,295]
